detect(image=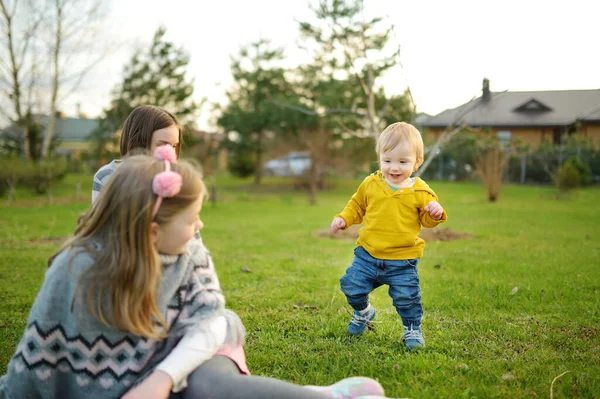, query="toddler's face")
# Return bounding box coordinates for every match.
[379,141,417,186]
